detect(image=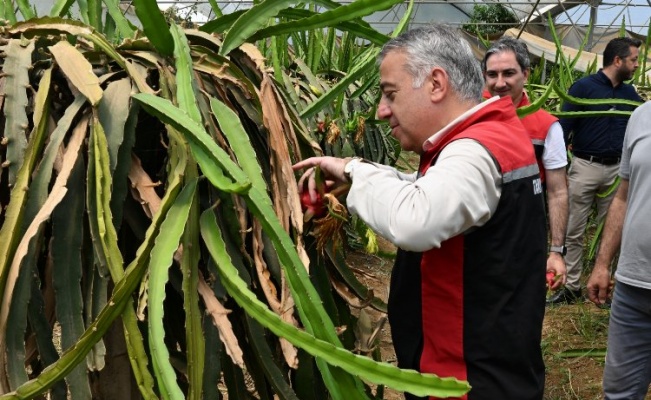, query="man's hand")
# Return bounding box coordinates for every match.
[546,253,567,290]
[293,156,350,202]
[586,266,612,306]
